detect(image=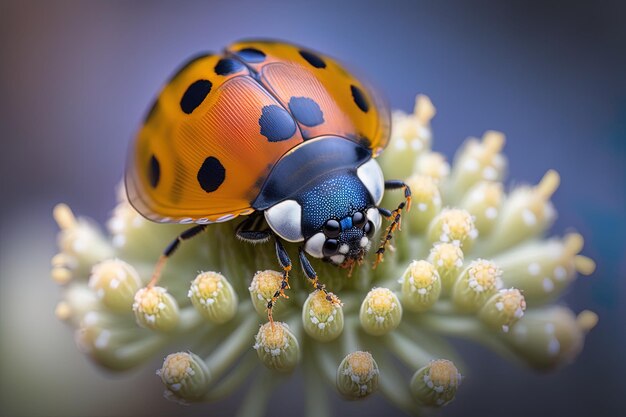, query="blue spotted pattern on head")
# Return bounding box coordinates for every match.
[236,47,266,63]
[288,96,324,127]
[340,217,353,230]
[299,173,371,237]
[214,58,244,76]
[258,105,297,142]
